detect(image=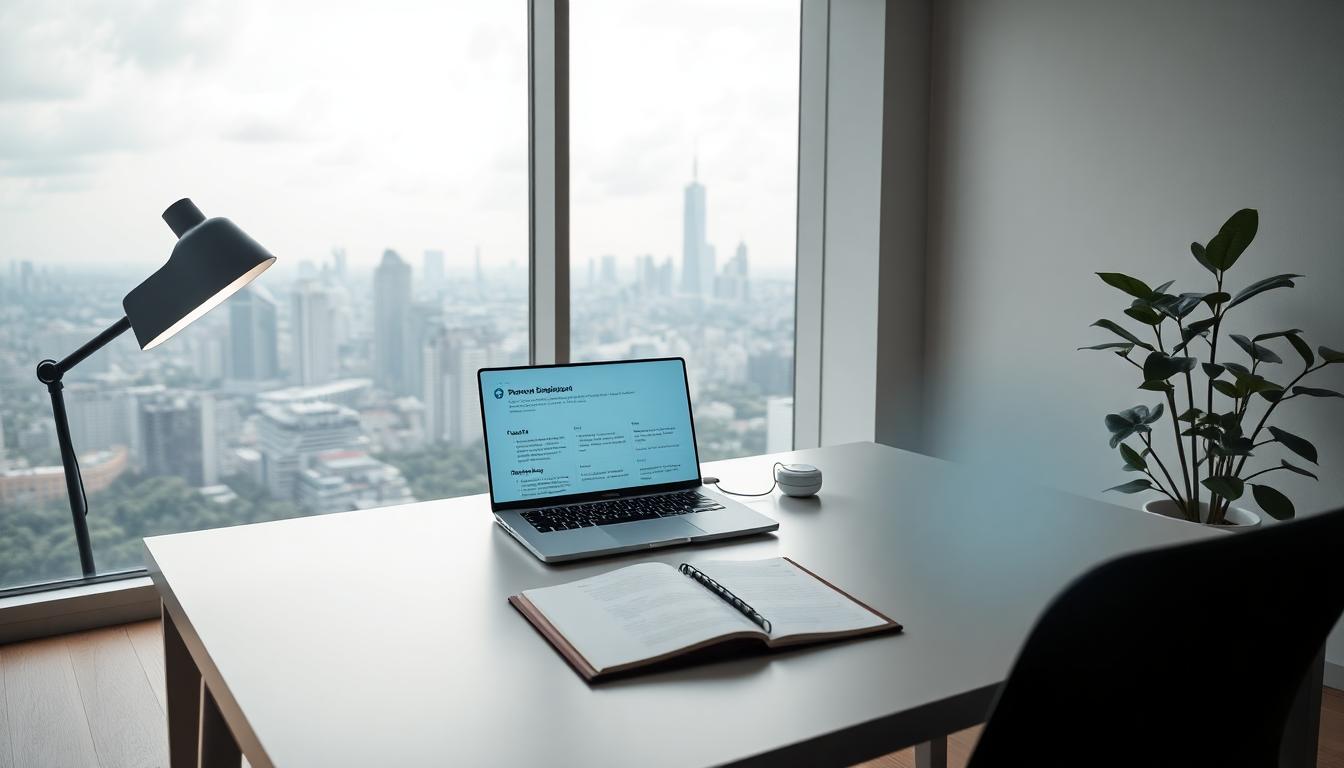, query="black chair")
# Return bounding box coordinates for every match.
[967,507,1344,768]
